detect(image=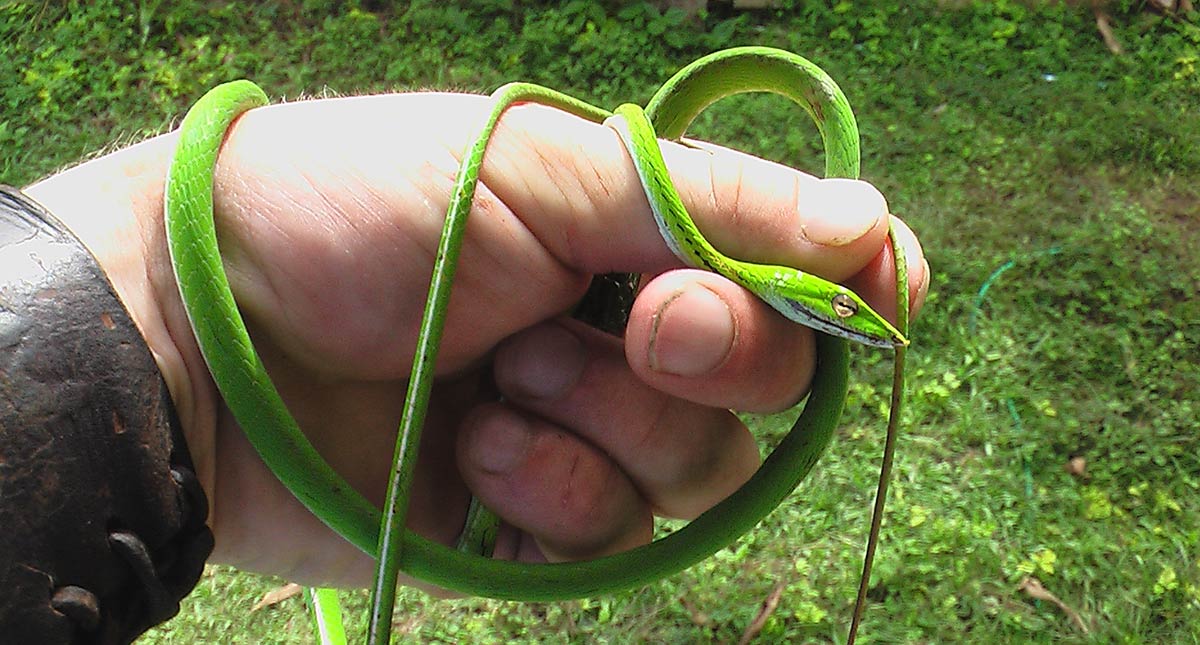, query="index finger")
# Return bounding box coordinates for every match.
[476,100,896,288]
